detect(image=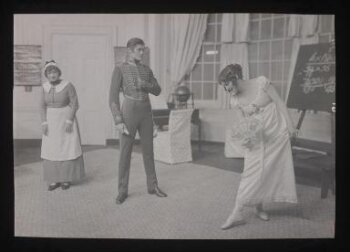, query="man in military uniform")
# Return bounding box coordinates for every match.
[109,37,167,204]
